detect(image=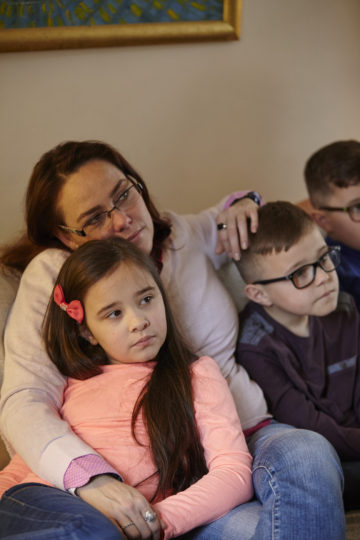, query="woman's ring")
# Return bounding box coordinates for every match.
[122,522,135,530]
[143,509,156,523]
[217,223,227,231]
